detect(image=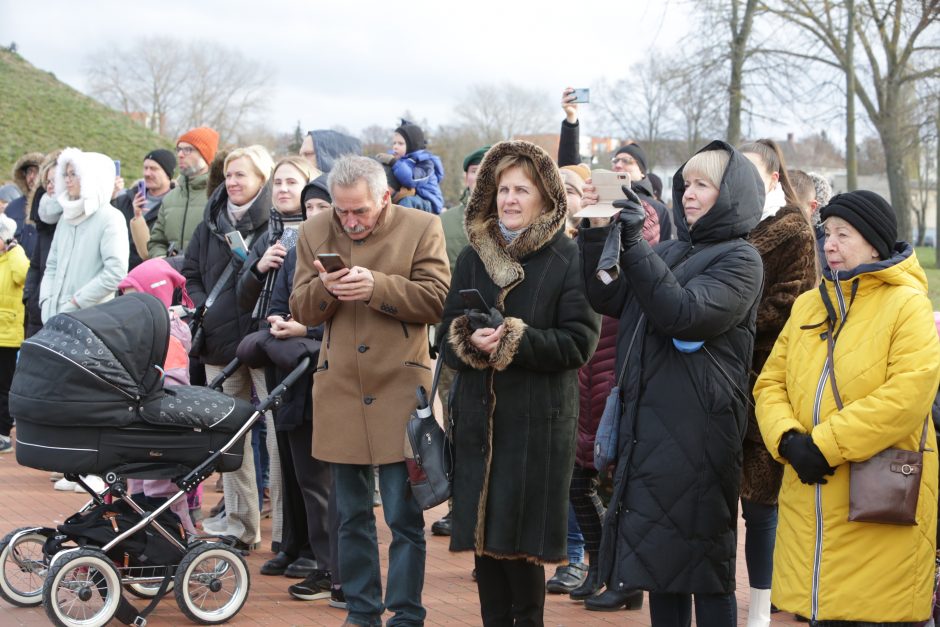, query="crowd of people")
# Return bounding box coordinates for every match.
[0,86,938,627]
